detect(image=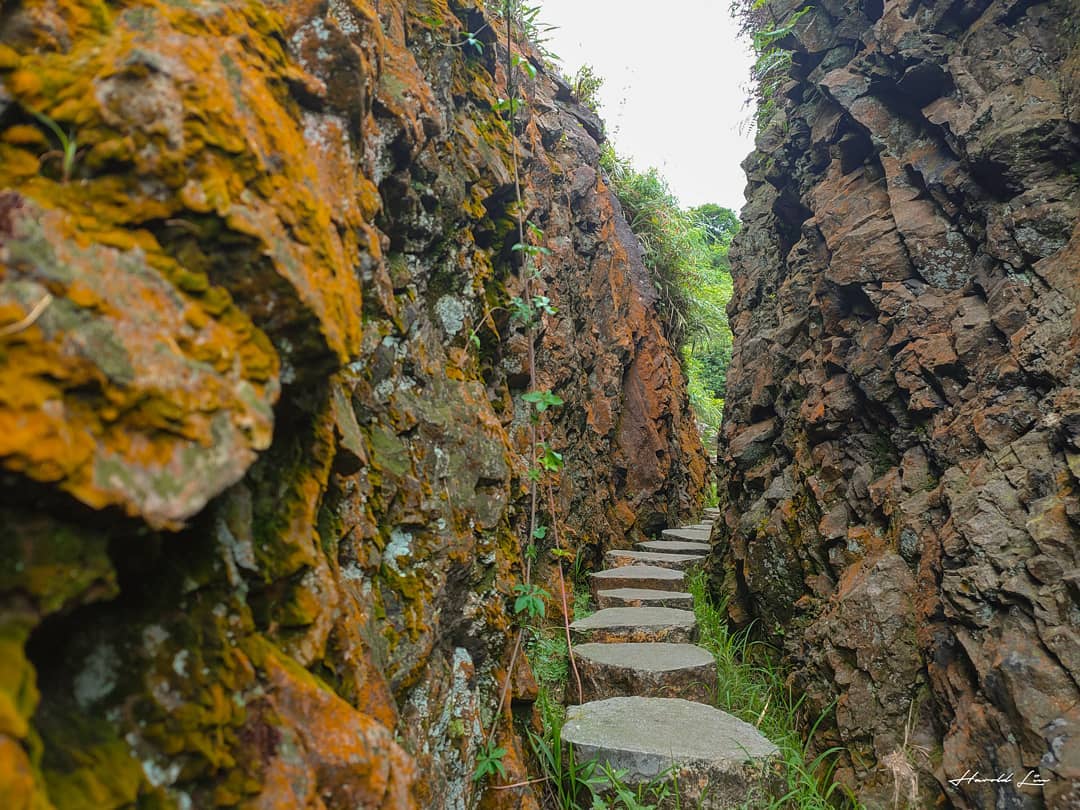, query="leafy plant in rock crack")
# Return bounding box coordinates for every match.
[513,582,550,619]
[473,739,508,782]
[567,63,603,114]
